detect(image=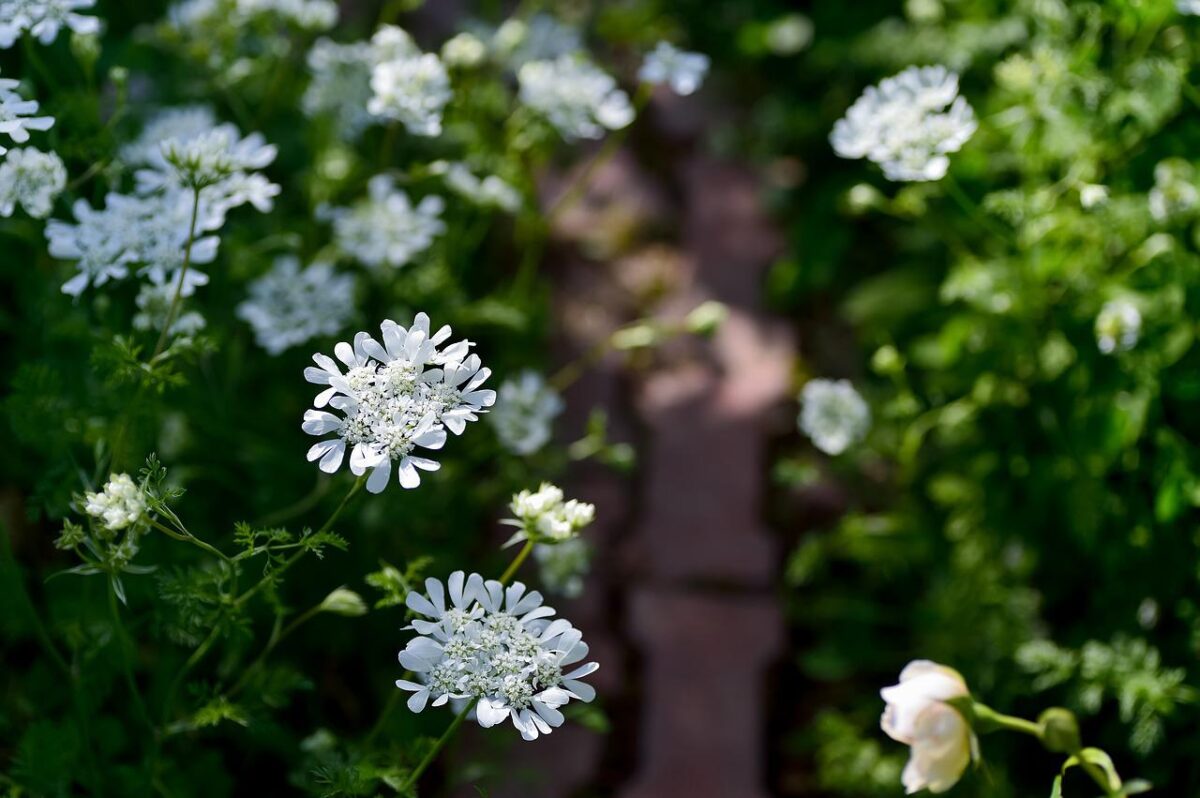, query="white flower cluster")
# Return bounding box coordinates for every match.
[505,483,595,545]
[302,314,495,493]
[168,0,337,34]
[881,660,975,795]
[397,571,598,741]
[325,175,445,270]
[304,26,450,139]
[1148,158,1198,222]
[0,146,65,218]
[518,55,634,141]
[133,279,207,336]
[639,41,710,96]
[428,160,522,213]
[237,256,356,355]
[1179,1,1200,15]
[799,378,871,456]
[831,65,977,182]
[534,538,591,599]
[0,0,99,49]
[51,106,277,296]
[83,473,147,534]
[1095,298,1142,355]
[0,71,53,155]
[492,13,581,69]
[488,371,563,455]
